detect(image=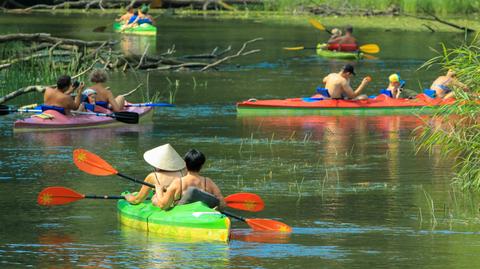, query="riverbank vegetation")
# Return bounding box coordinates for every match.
[415,38,480,190]
[0,33,261,104]
[4,0,480,16]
